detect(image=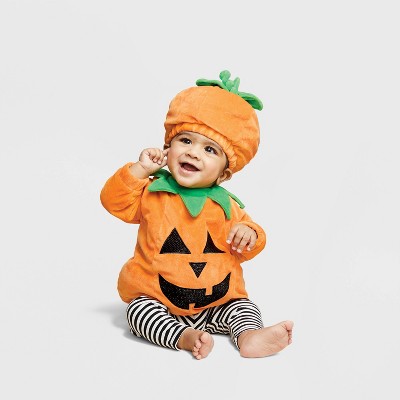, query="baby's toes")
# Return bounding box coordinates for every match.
[192,348,203,360]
